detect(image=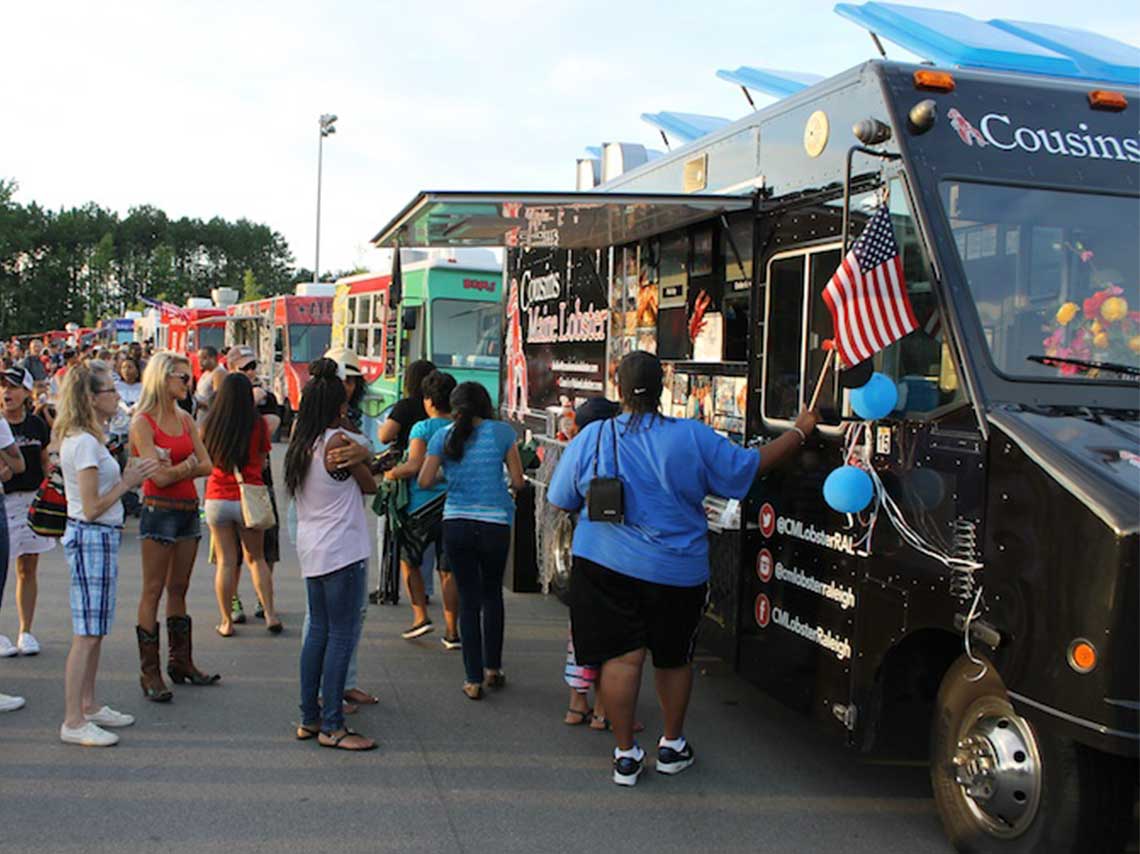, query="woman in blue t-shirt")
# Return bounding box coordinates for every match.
[419,382,525,700]
[383,370,460,646]
[548,351,818,786]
